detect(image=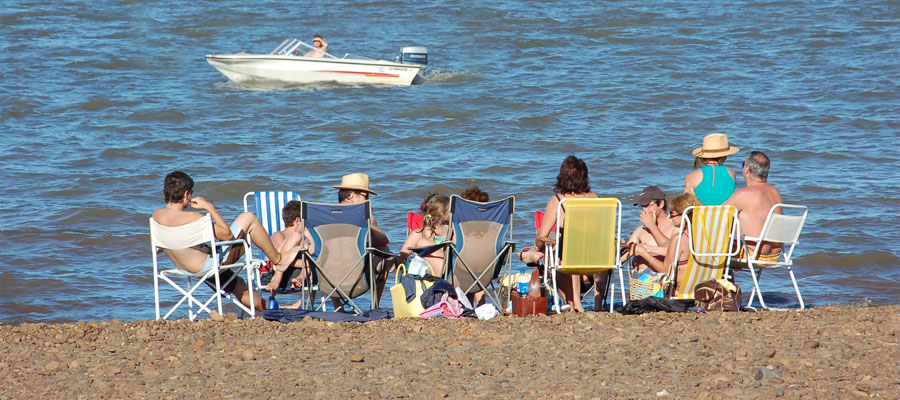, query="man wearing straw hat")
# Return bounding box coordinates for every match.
[334,173,394,304]
[684,133,740,205]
